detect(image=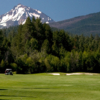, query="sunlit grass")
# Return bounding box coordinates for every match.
[0,73,100,100]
